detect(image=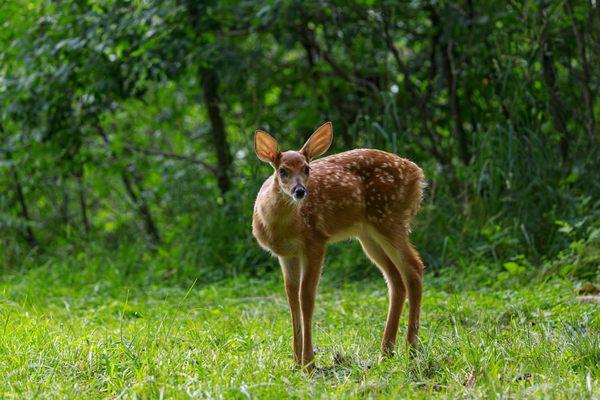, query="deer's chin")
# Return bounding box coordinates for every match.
[292,195,306,203]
